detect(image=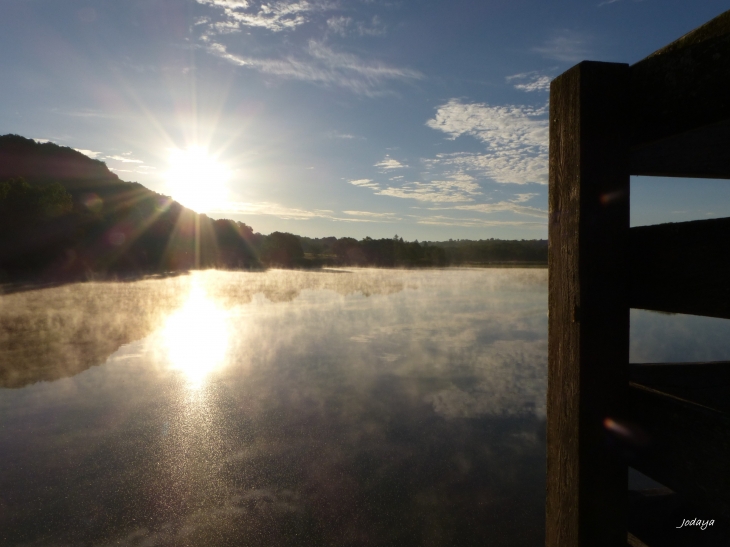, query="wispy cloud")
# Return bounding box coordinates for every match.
[327,15,352,36]
[194,0,414,95]
[415,215,545,228]
[52,107,118,119]
[511,193,539,203]
[356,16,386,37]
[431,201,548,219]
[203,40,421,96]
[375,174,482,203]
[506,71,552,93]
[213,201,332,219]
[374,156,406,170]
[212,201,390,223]
[197,0,385,37]
[350,172,482,203]
[426,99,548,185]
[106,154,143,163]
[74,148,103,159]
[533,30,591,63]
[327,15,386,37]
[343,210,401,220]
[349,178,380,189]
[327,130,362,140]
[197,0,329,33]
